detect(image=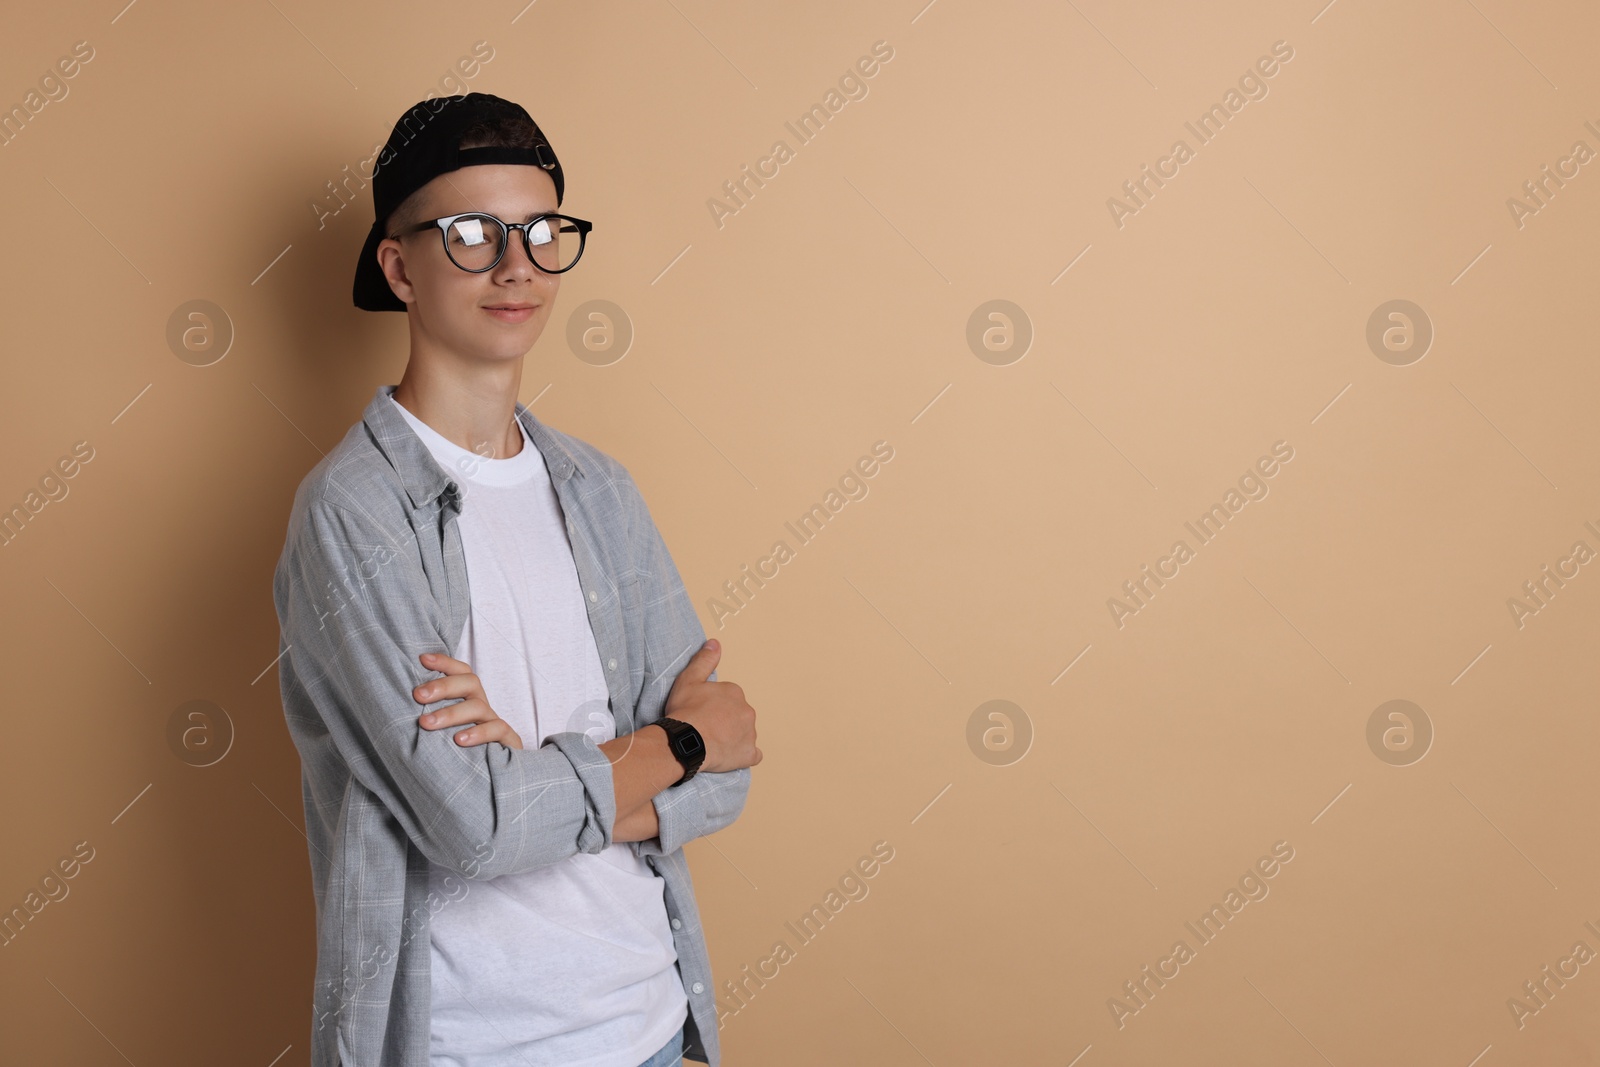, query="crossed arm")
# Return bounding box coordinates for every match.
[281,466,751,877]
[412,648,680,842]
[414,623,750,855]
